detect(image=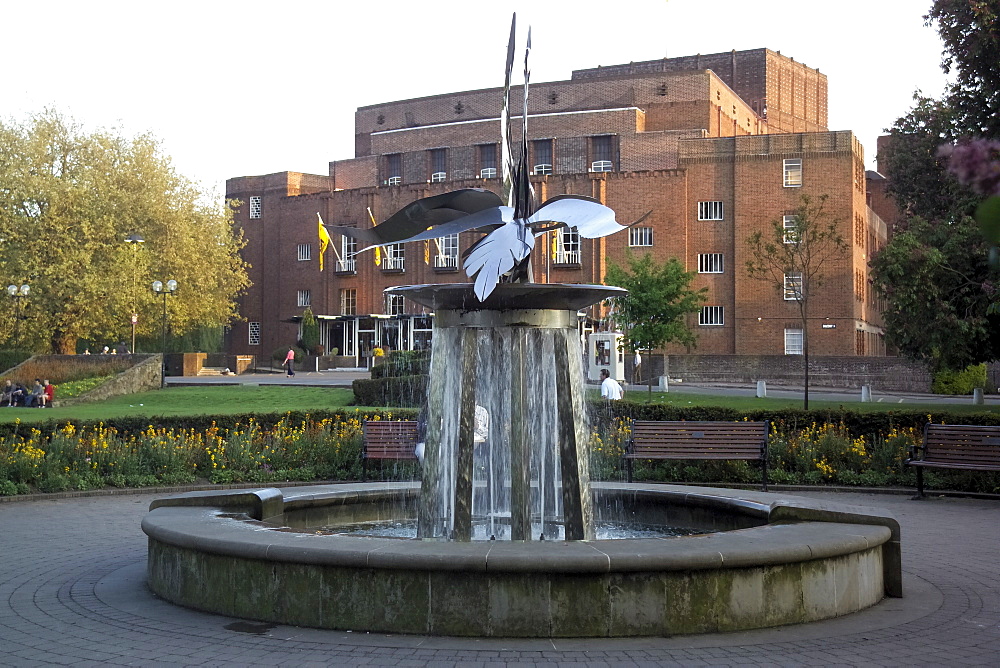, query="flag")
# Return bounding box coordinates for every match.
[424,240,430,265]
[317,213,332,272]
[367,207,382,266]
